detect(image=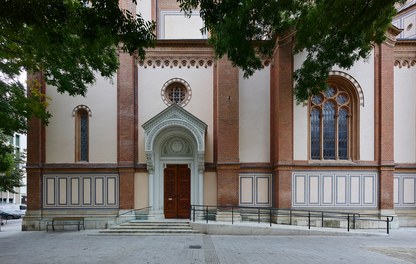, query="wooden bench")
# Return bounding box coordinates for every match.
[47,217,85,232]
